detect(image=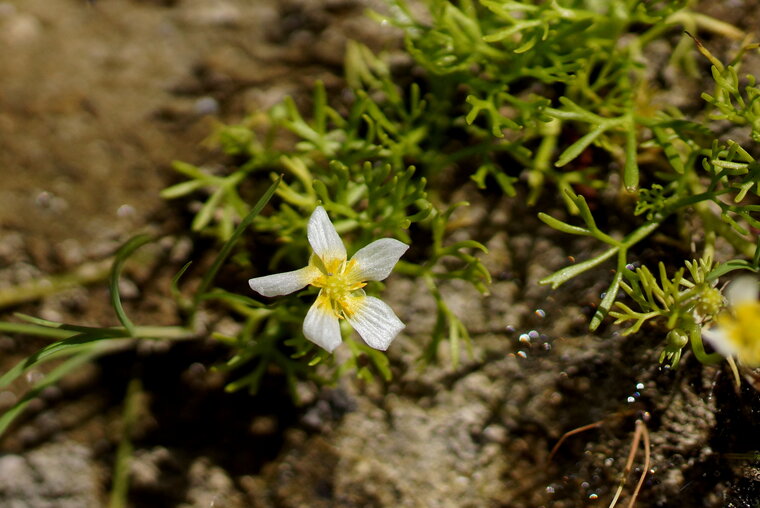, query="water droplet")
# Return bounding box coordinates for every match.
[636,382,644,390]
[543,342,552,351]
[535,309,546,318]
[36,191,52,207]
[519,333,530,343]
[589,493,599,500]
[517,351,527,359]
[528,330,539,339]
[626,396,635,403]
[546,486,555,494]
[194,96,219,115]
[506,325,516,333]
[581,481,590,489]
[117,204,136,218]
[604,457,614,467]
